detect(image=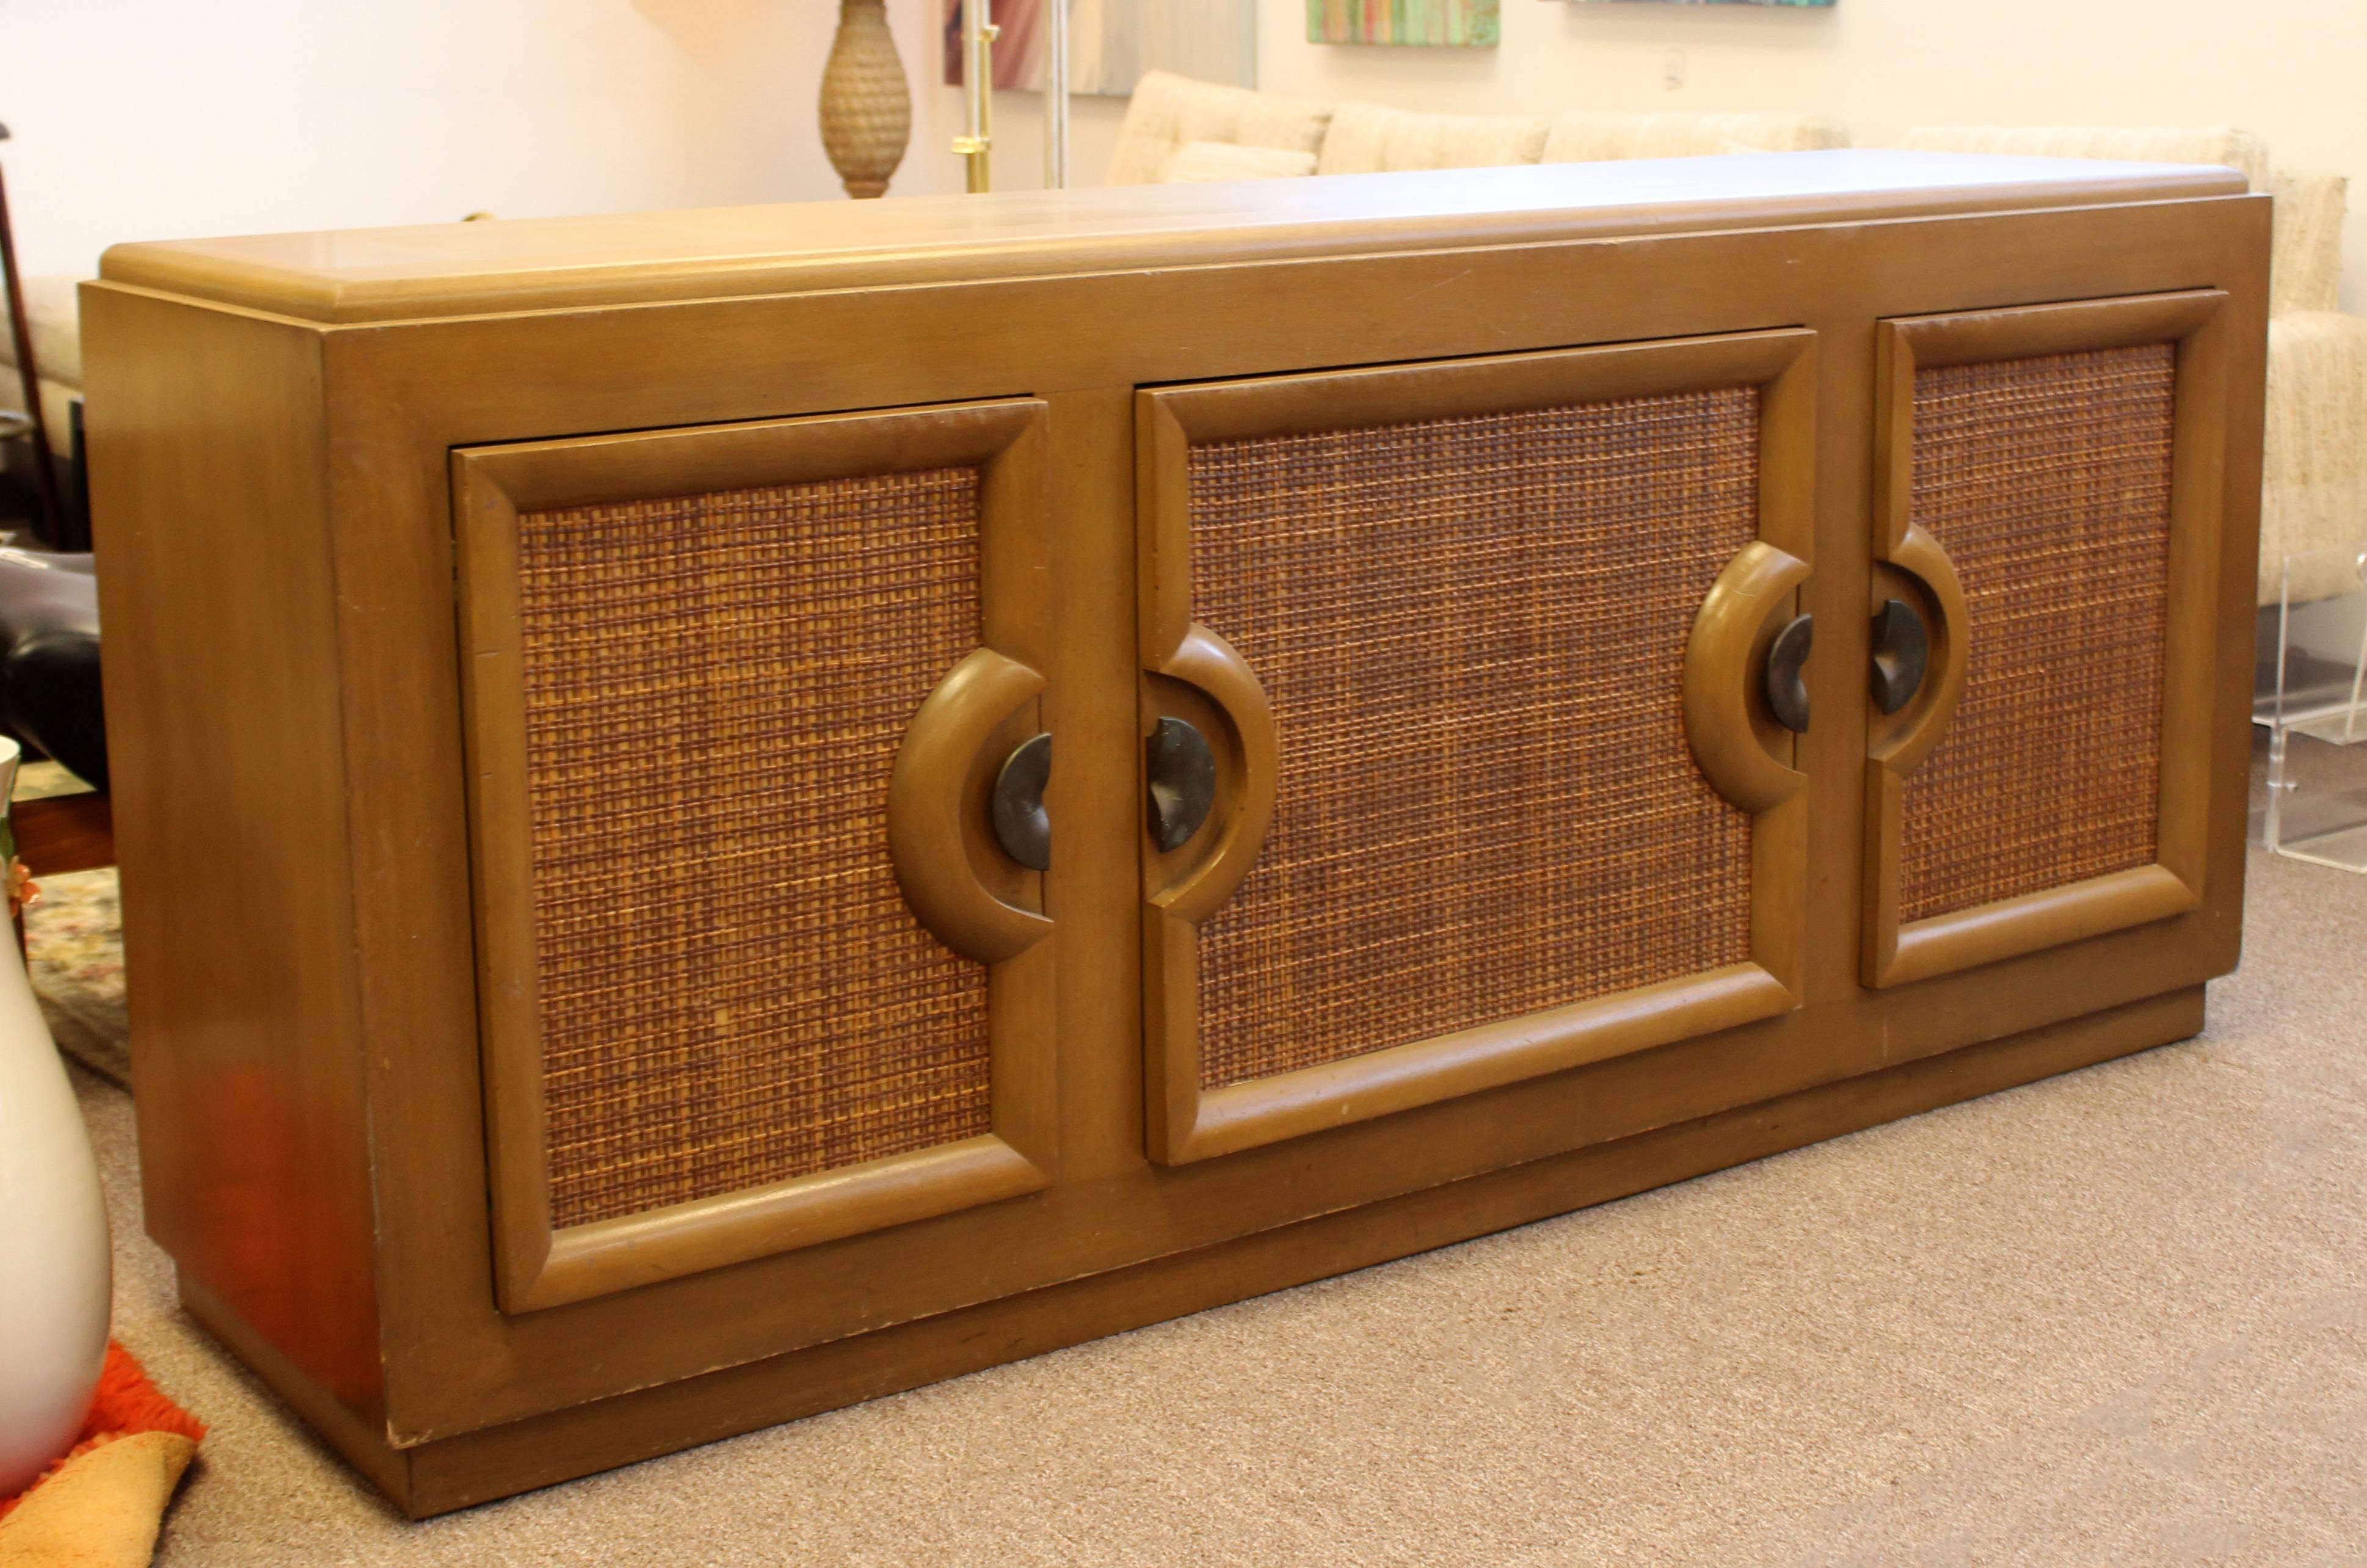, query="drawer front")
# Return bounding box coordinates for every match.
[1863,294,2233,989]
[452,401,1058,1310]
[1137,333,1821,1163]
